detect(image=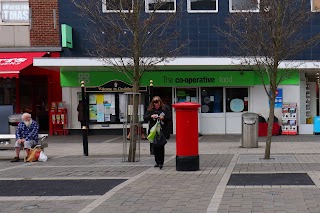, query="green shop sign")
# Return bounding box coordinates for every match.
[60,70,298,87]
